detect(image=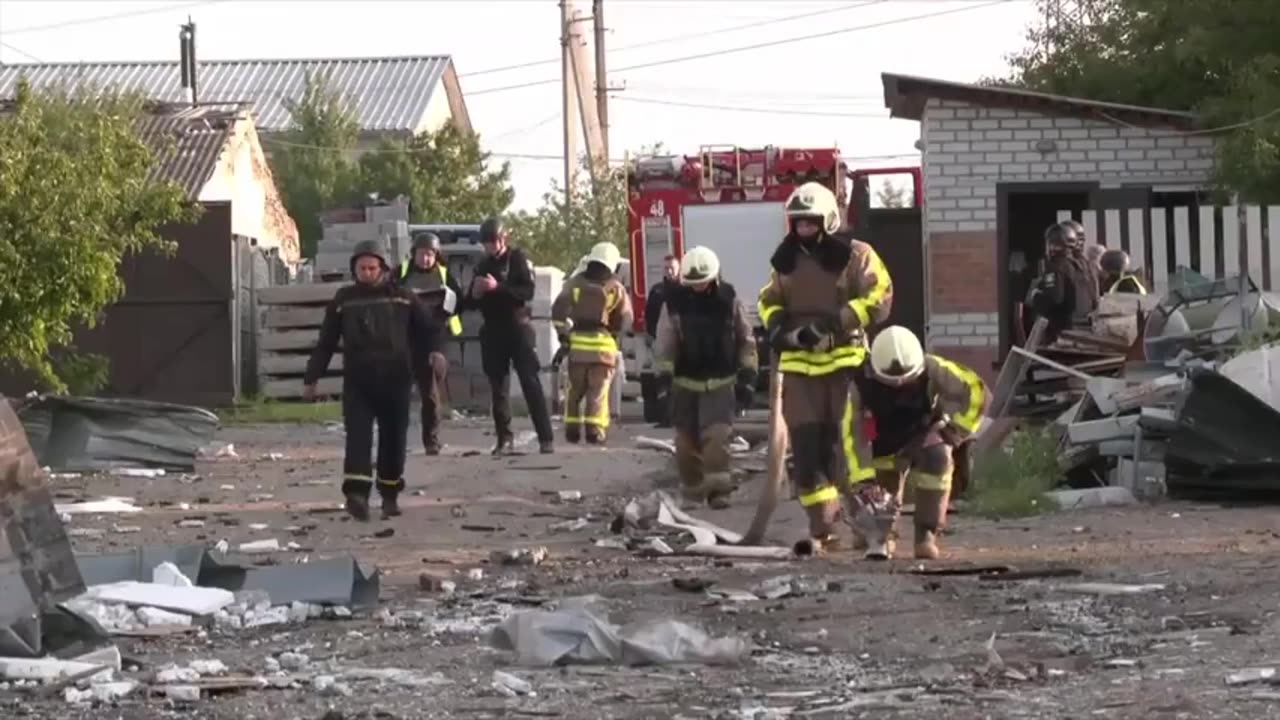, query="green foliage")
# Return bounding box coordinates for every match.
[0,79,197,391]
[221,398,343,425]
[967,427,1061,518]
[52,351,111,396]
[505,158,629,272]
[875,178,907,208]
[1001,0,1280,203]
